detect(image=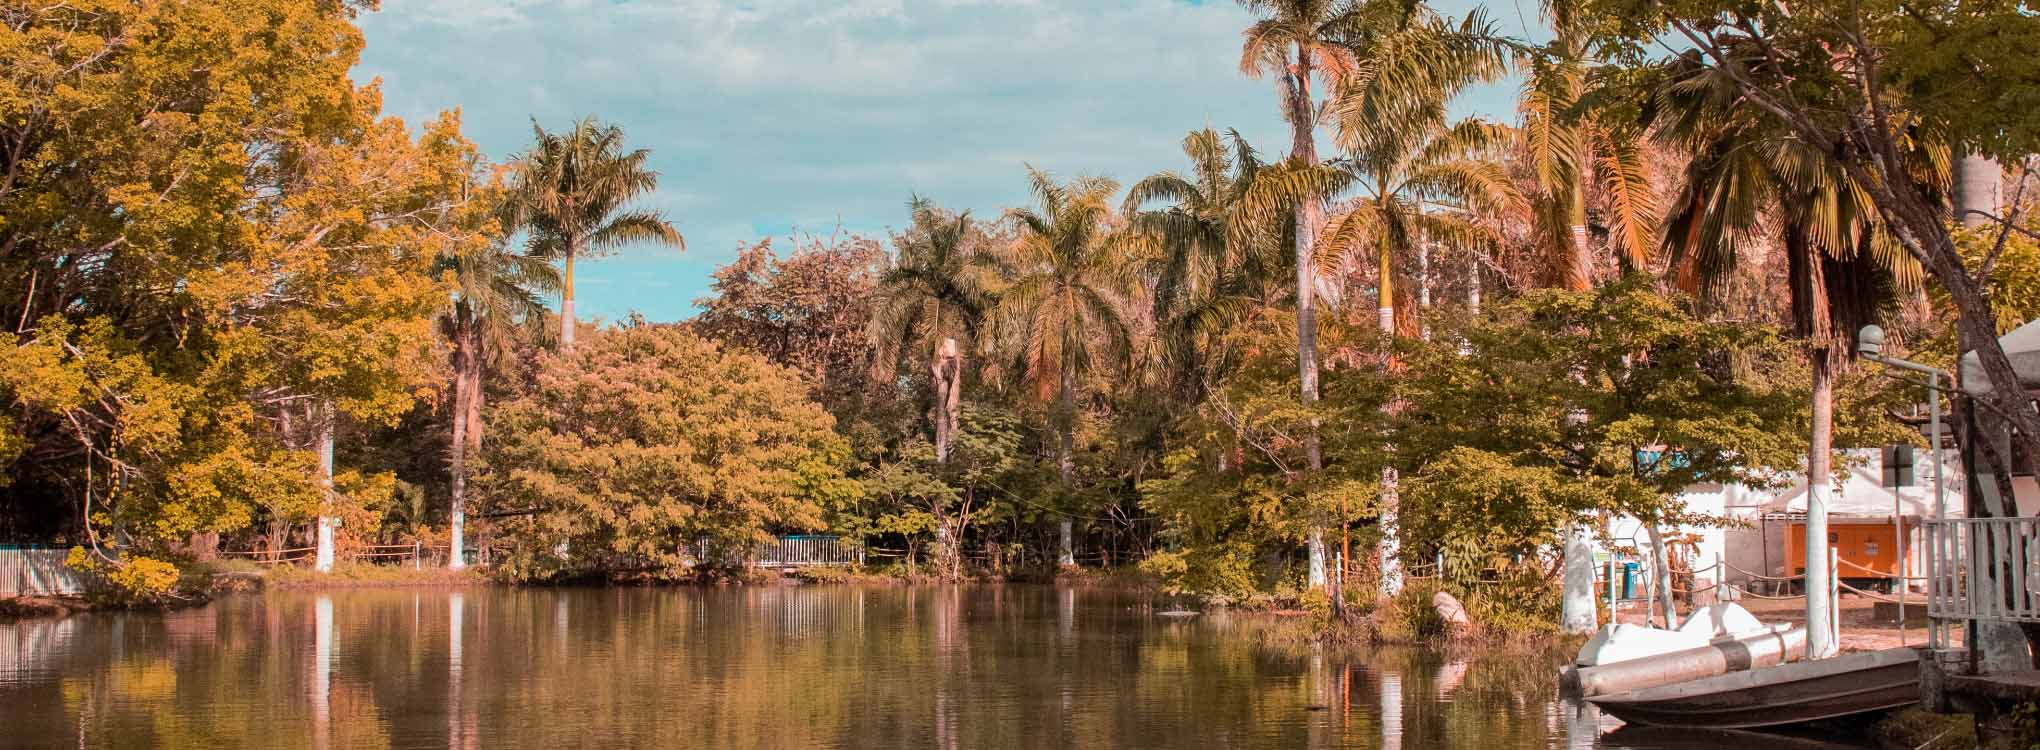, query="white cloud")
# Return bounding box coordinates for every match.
[356,0,1520,322]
